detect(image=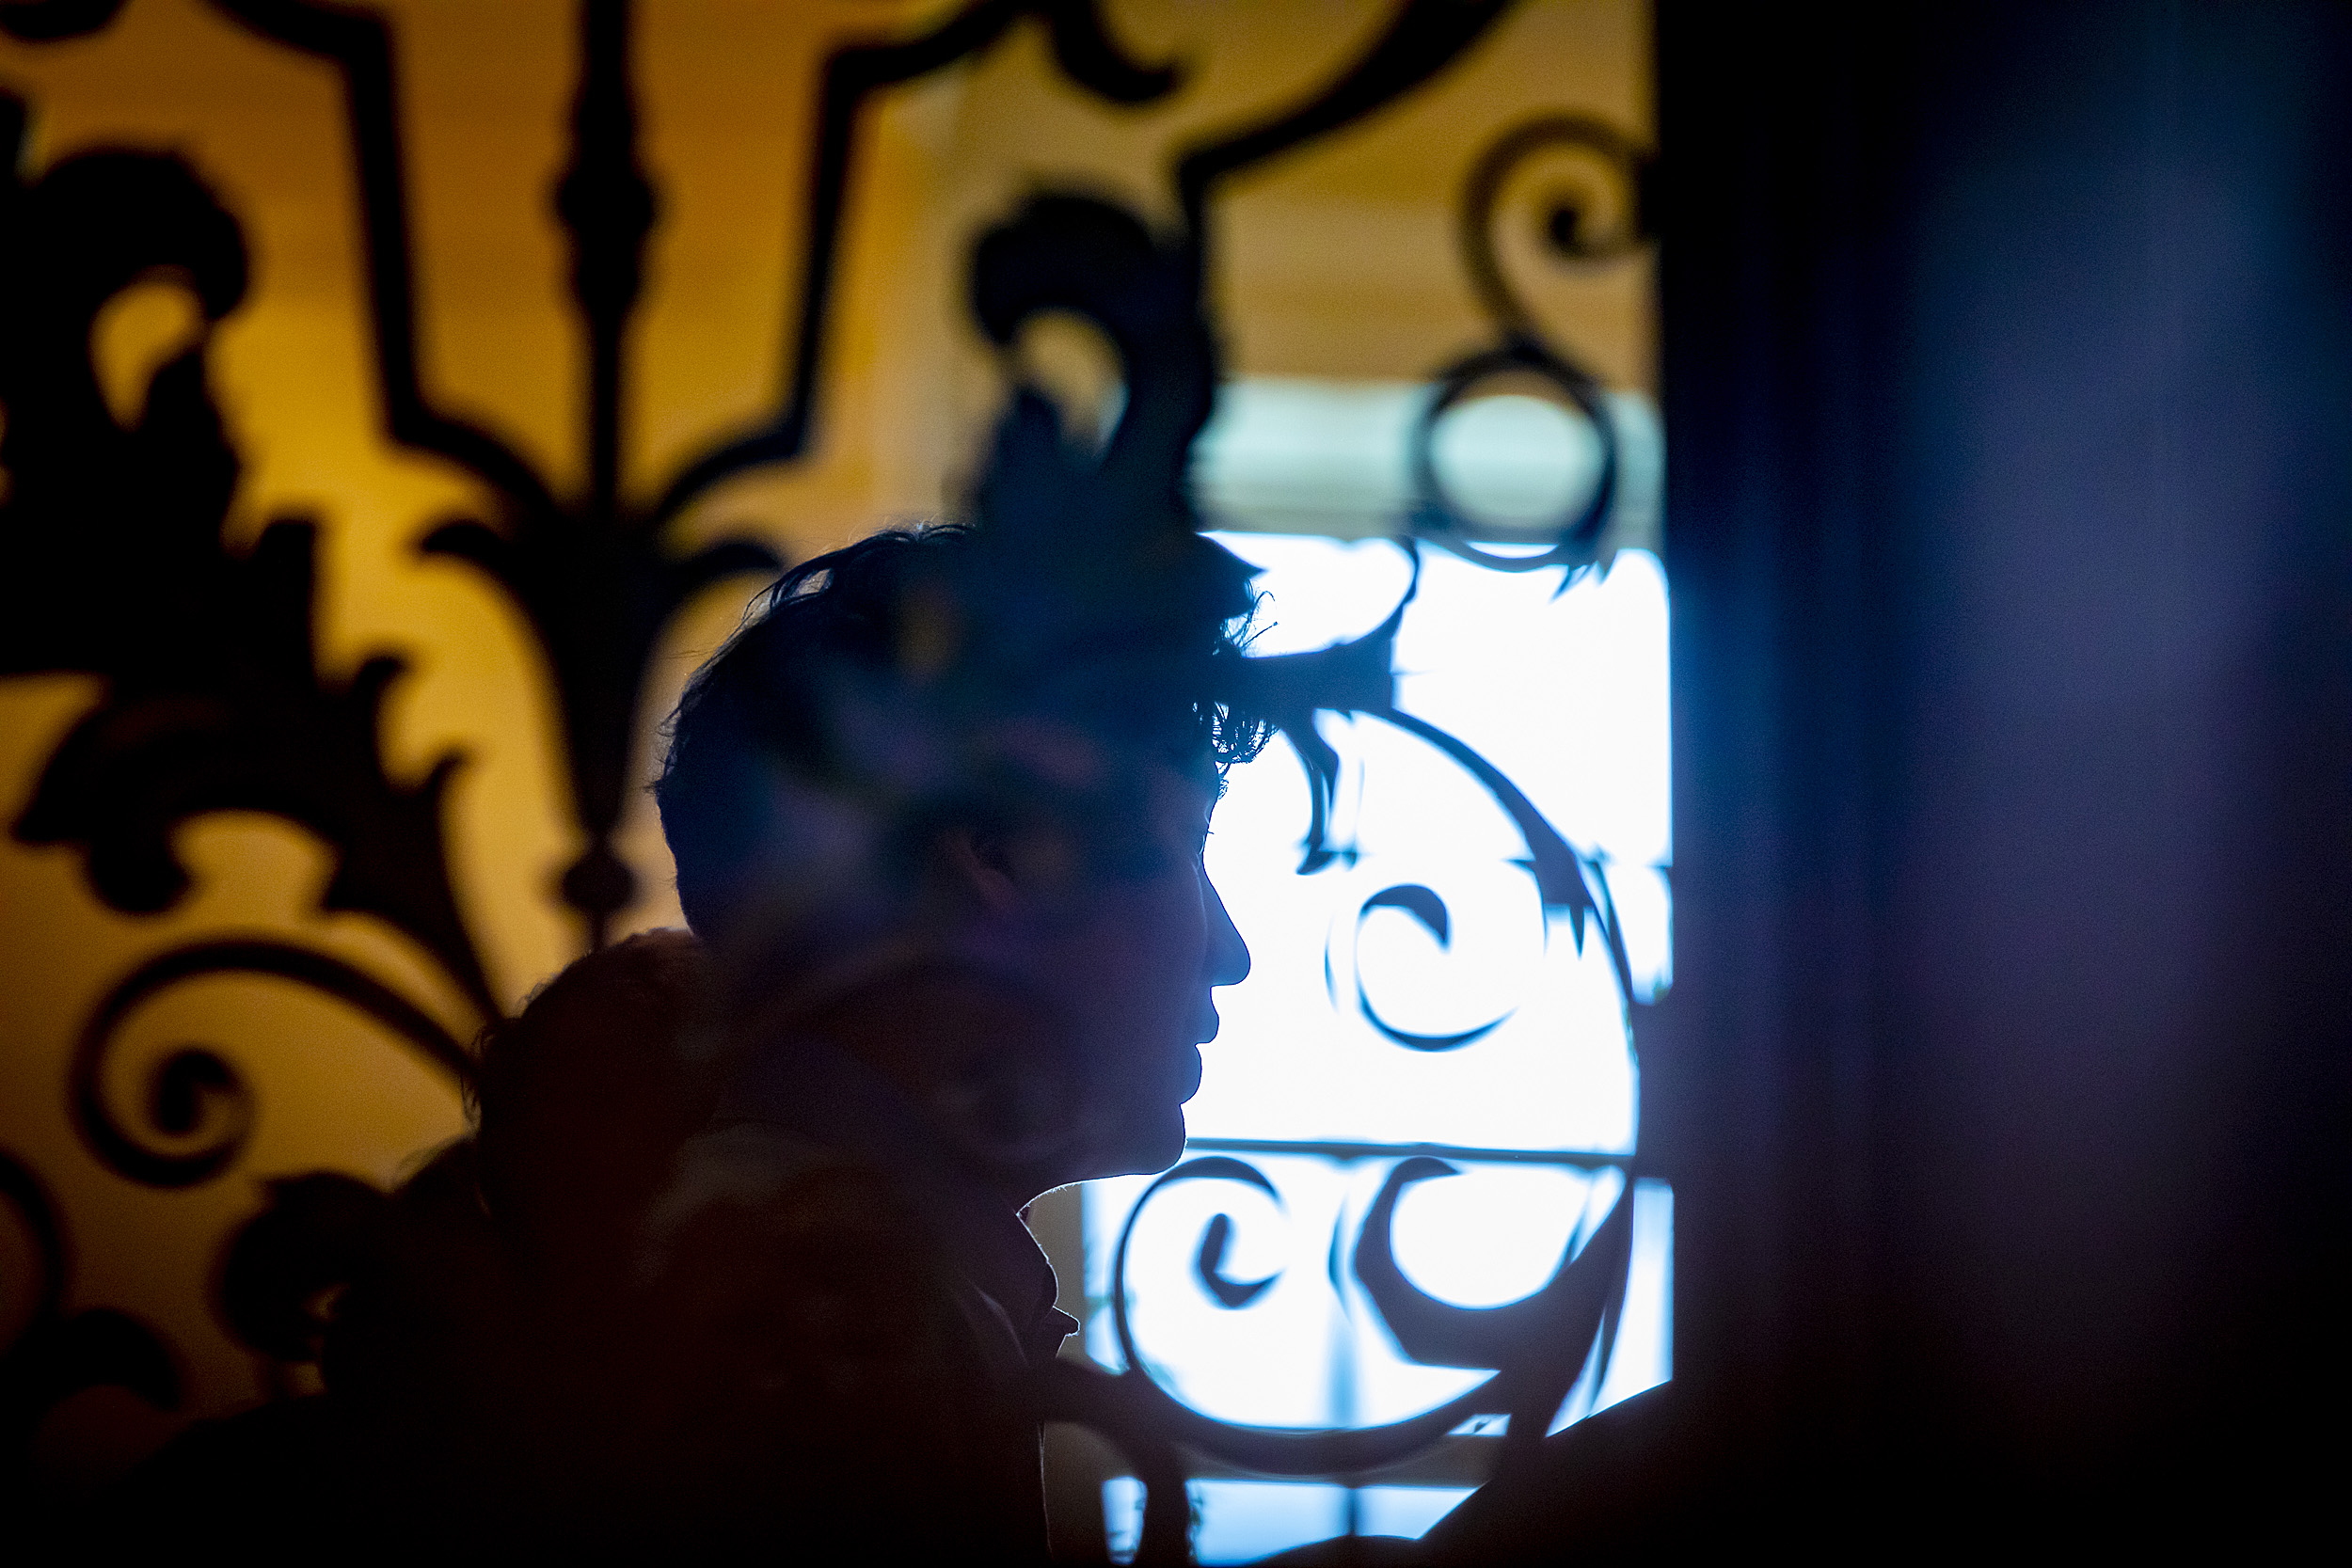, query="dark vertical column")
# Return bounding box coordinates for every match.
[557,0,654,527]
[1649,0,1910,1475]
[550,0,657,949]
[1654,0,2352,1538]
